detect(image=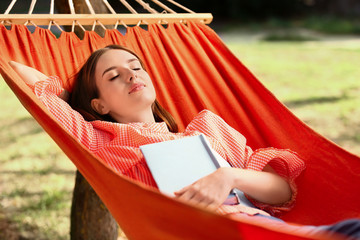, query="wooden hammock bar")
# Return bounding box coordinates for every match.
[0,13,212,25]
[0,0,213,27]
